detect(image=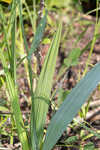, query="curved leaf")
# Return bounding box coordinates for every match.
[43,63,100,150]
[28,11,47,59]
[33,23,62,147]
